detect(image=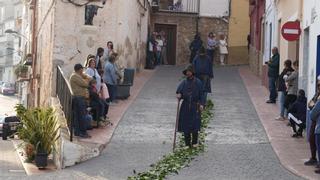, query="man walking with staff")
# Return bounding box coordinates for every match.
[175,65,205,149]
